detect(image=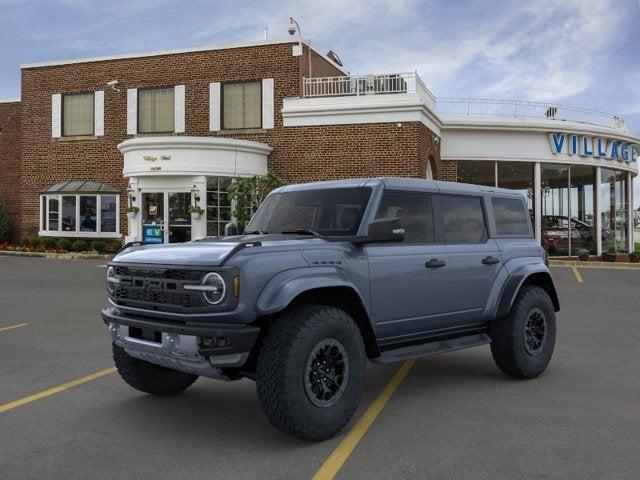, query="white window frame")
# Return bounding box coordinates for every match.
[52,91,104,138]
[39,194,121,238]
